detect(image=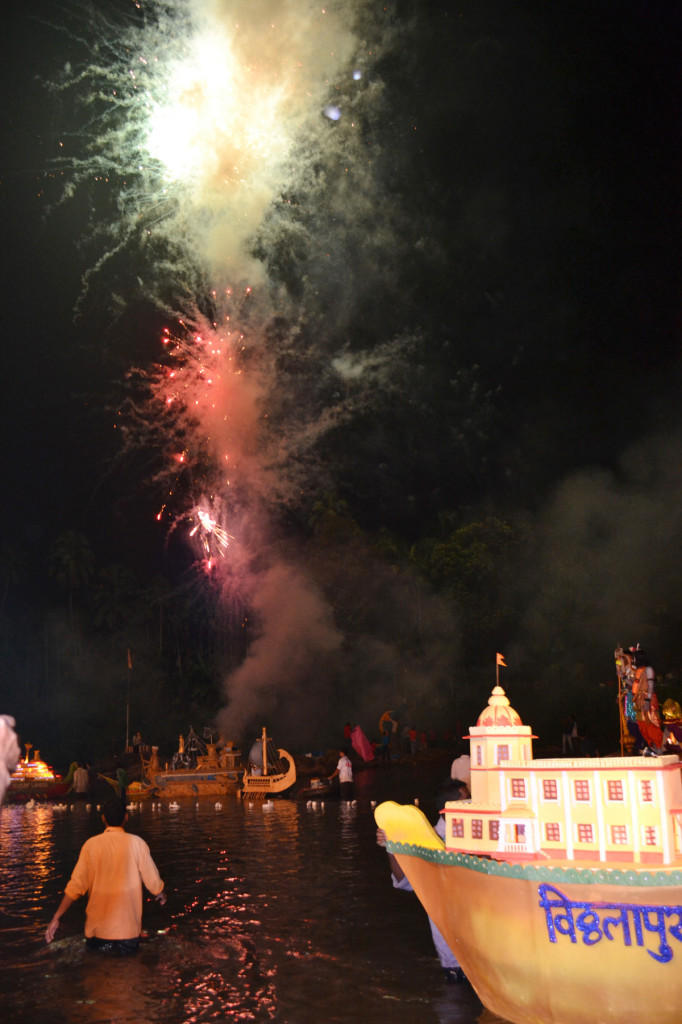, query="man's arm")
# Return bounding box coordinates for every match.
[376,827,407,882]
[135,837,167,903]
[45,893,76,943]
